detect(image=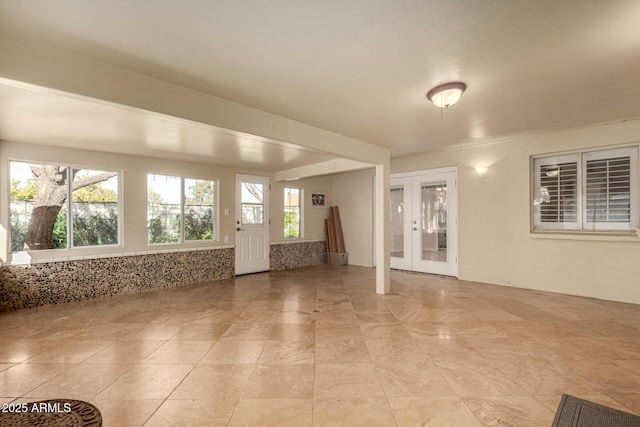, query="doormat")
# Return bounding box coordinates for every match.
[0,399,102,426]
[552,394,640,427]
